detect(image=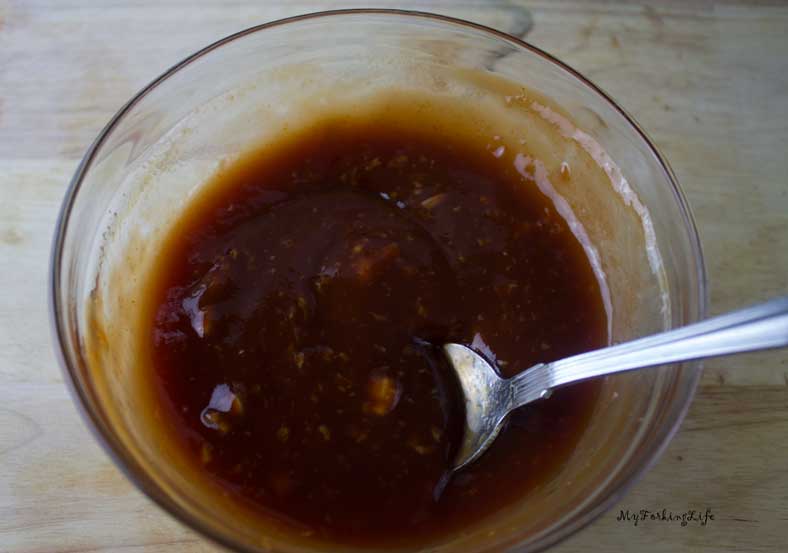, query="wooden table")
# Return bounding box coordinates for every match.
[1,1,786,552]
